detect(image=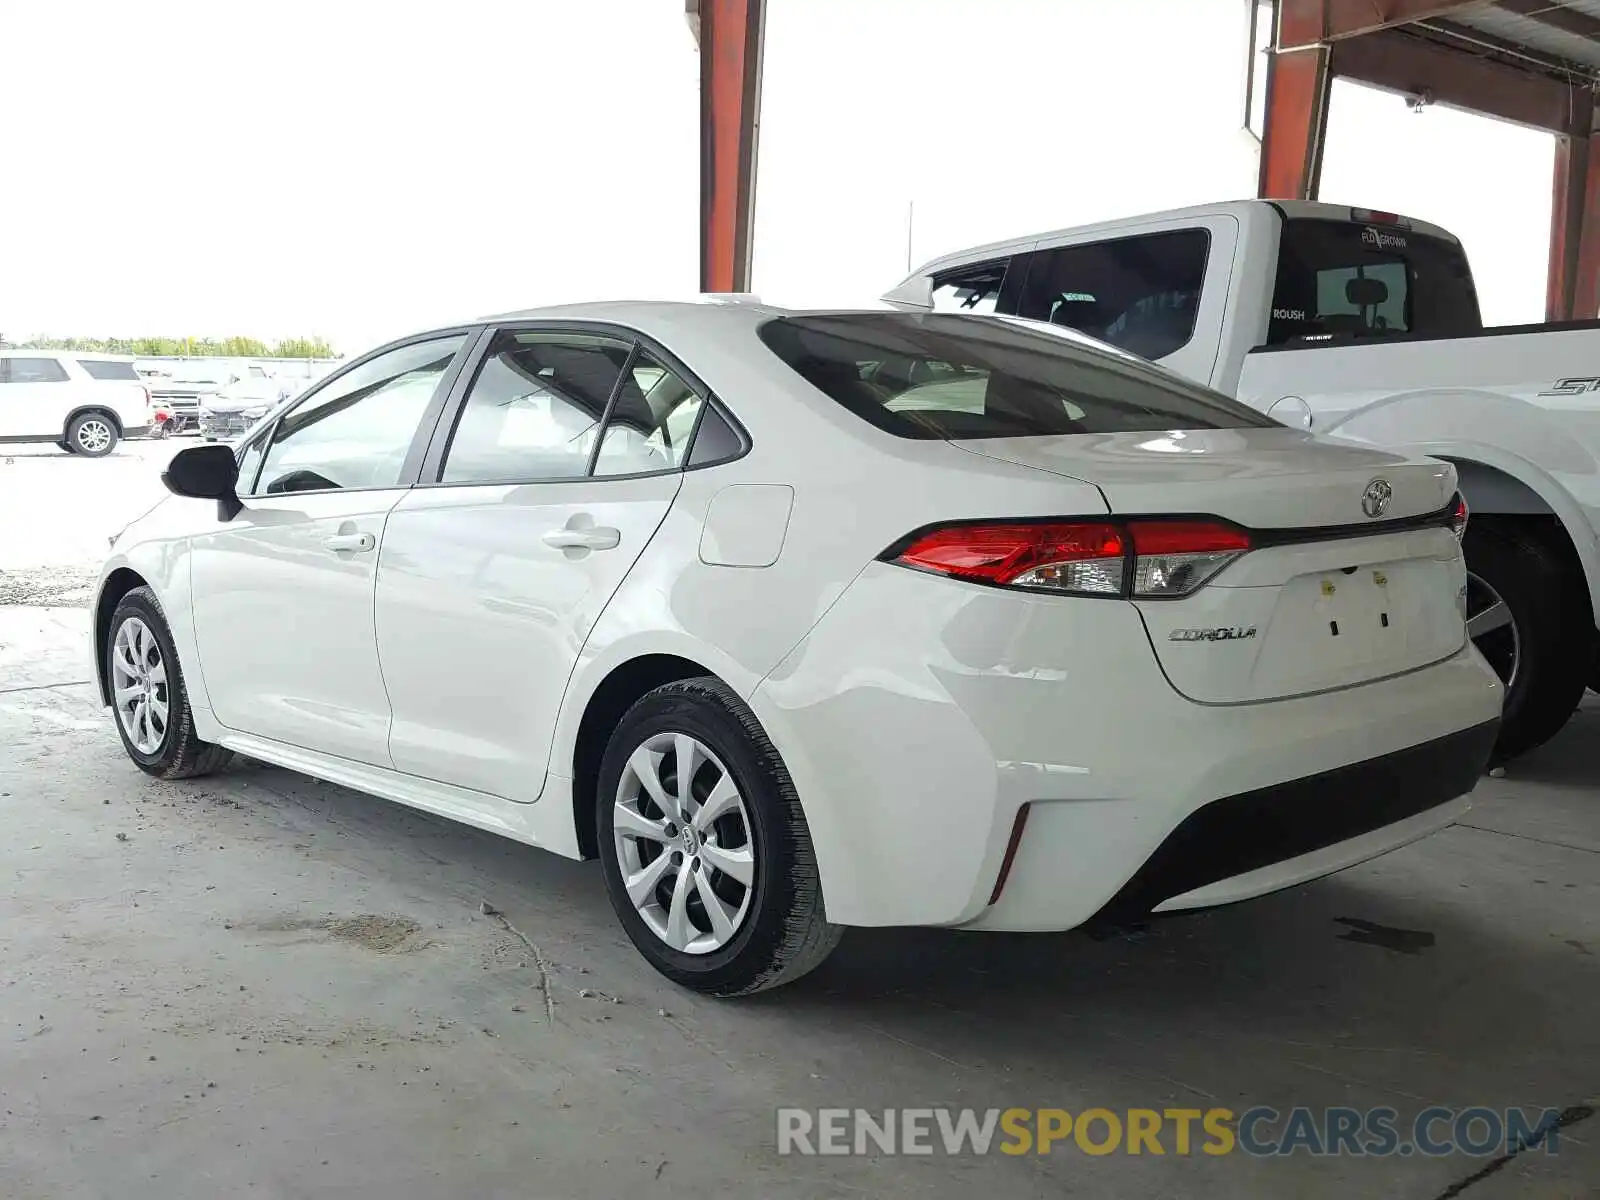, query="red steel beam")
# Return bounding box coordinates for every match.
[1332,29,1582,132]
[1277,0,1486,49]
[1548,90,1600,320]
[1258,43,1333,199]
[696,0,767,294]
